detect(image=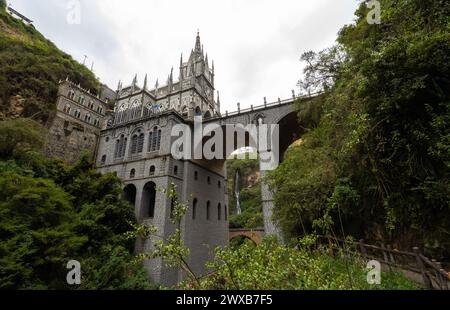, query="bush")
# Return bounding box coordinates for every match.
[190,237,417,290]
